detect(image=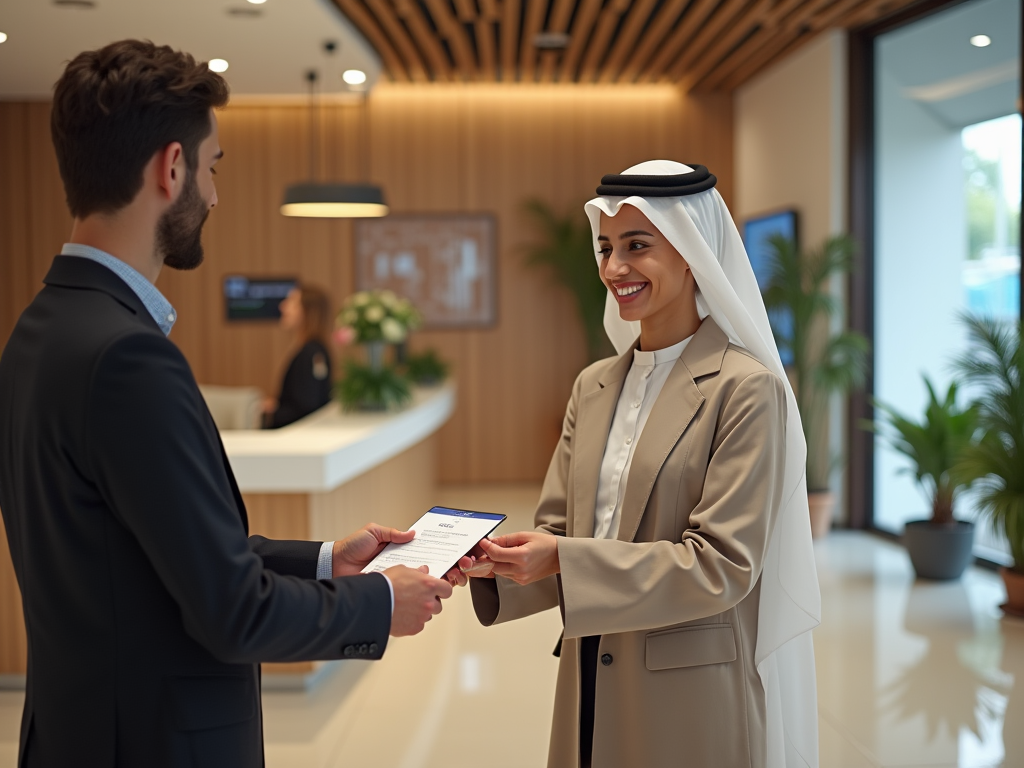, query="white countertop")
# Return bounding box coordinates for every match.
[221,384,456,493]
